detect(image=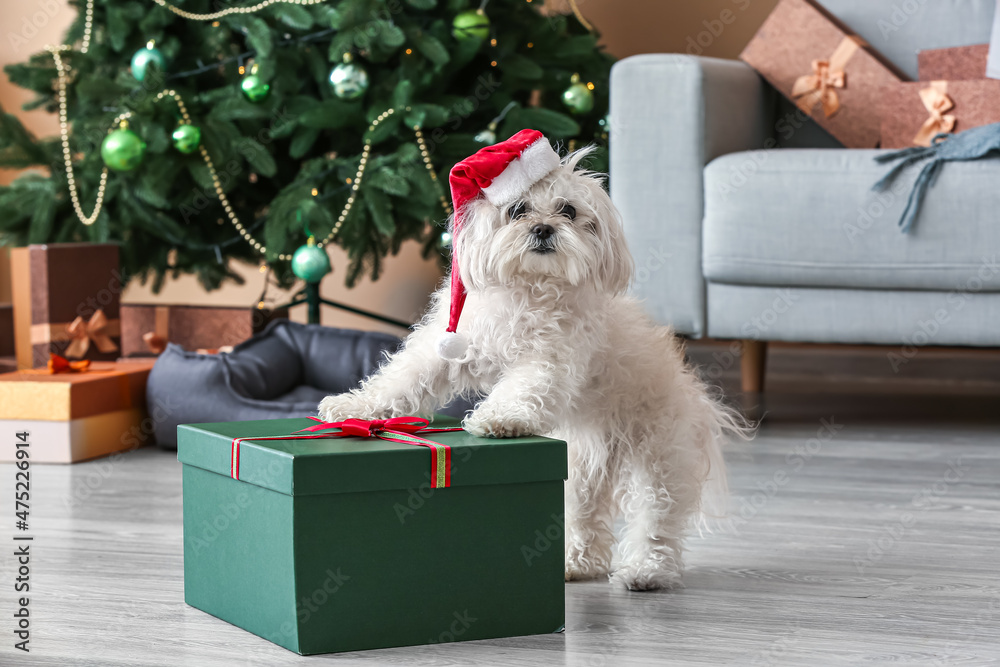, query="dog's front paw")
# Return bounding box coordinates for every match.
[609,558,683,592]
[317,393,386,422]
[463,406,539,438]
[565,548,609,582]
